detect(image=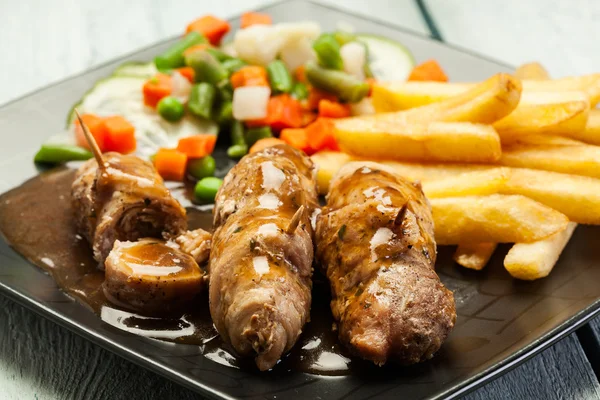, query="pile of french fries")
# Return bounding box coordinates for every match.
[311,62,600,280]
